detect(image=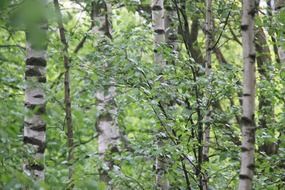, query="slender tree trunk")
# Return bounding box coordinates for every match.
[92,1,120,188]
[202,0,213,189]
[54,0,74,188]
[238,1,257,190]
[274,0,285,63]
[255,27,278,155]
[23,19,48,180]
[152,0,169,189]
